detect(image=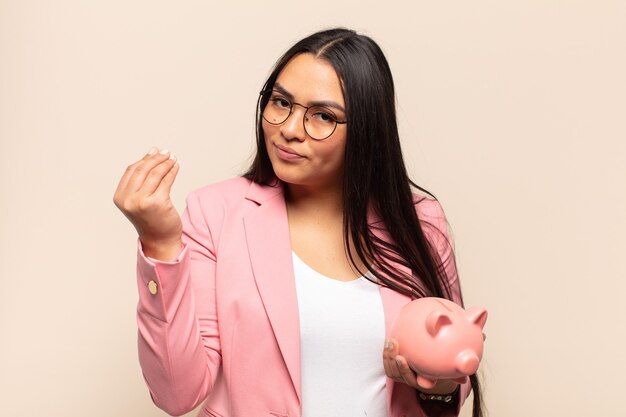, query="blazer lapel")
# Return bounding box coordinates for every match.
[242,181,302,404]
[241,180,415,411]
